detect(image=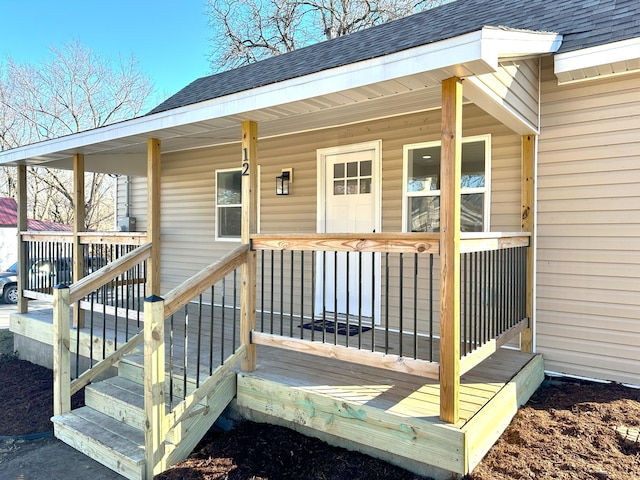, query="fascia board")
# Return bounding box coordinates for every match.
[481,27,563,59]
[554,37,640,83]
